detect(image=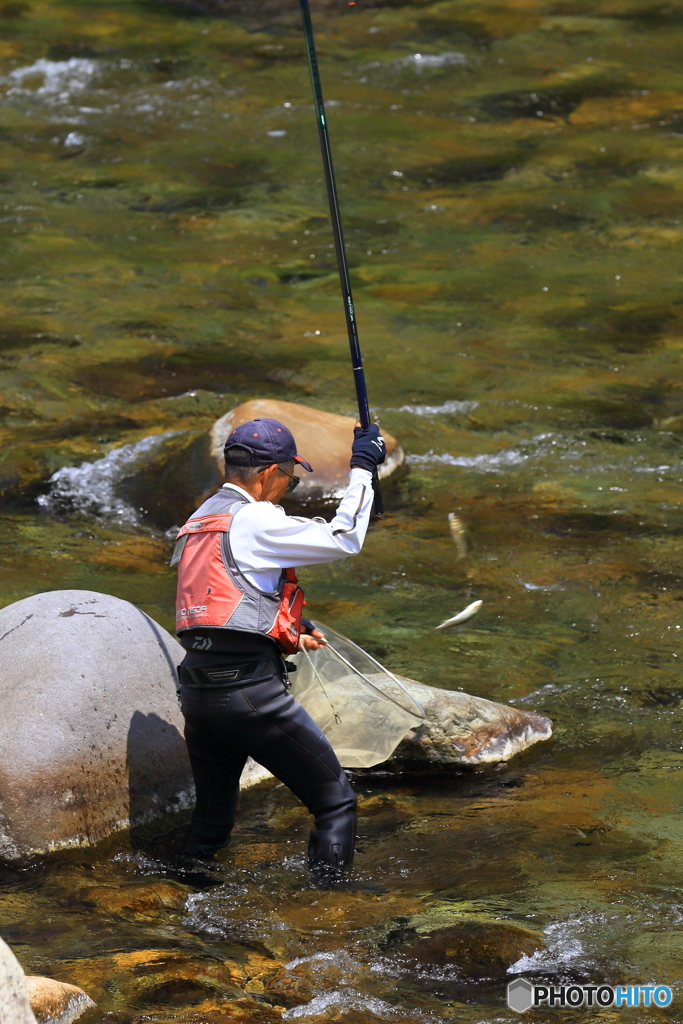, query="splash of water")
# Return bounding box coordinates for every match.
[36,432,181,524]
[283,988,440,1022]
[3,57,99,104]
